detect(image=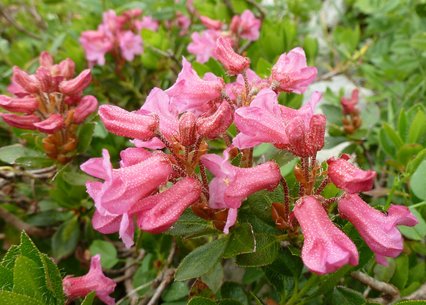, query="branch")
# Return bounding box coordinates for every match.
[351,271,399,298]
[0,205,52,237]
[0,5,41,39]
